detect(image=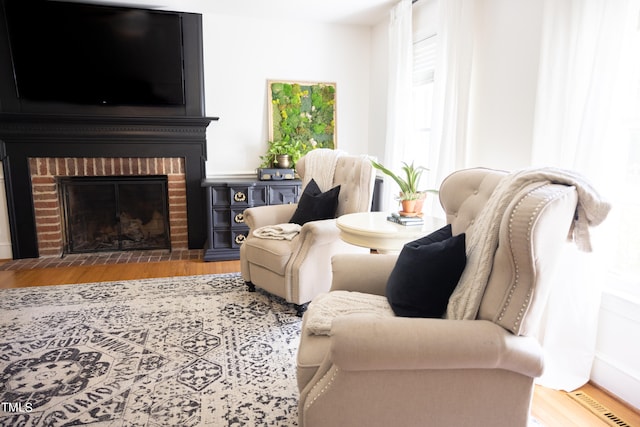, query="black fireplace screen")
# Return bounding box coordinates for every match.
[59,175,171,254]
